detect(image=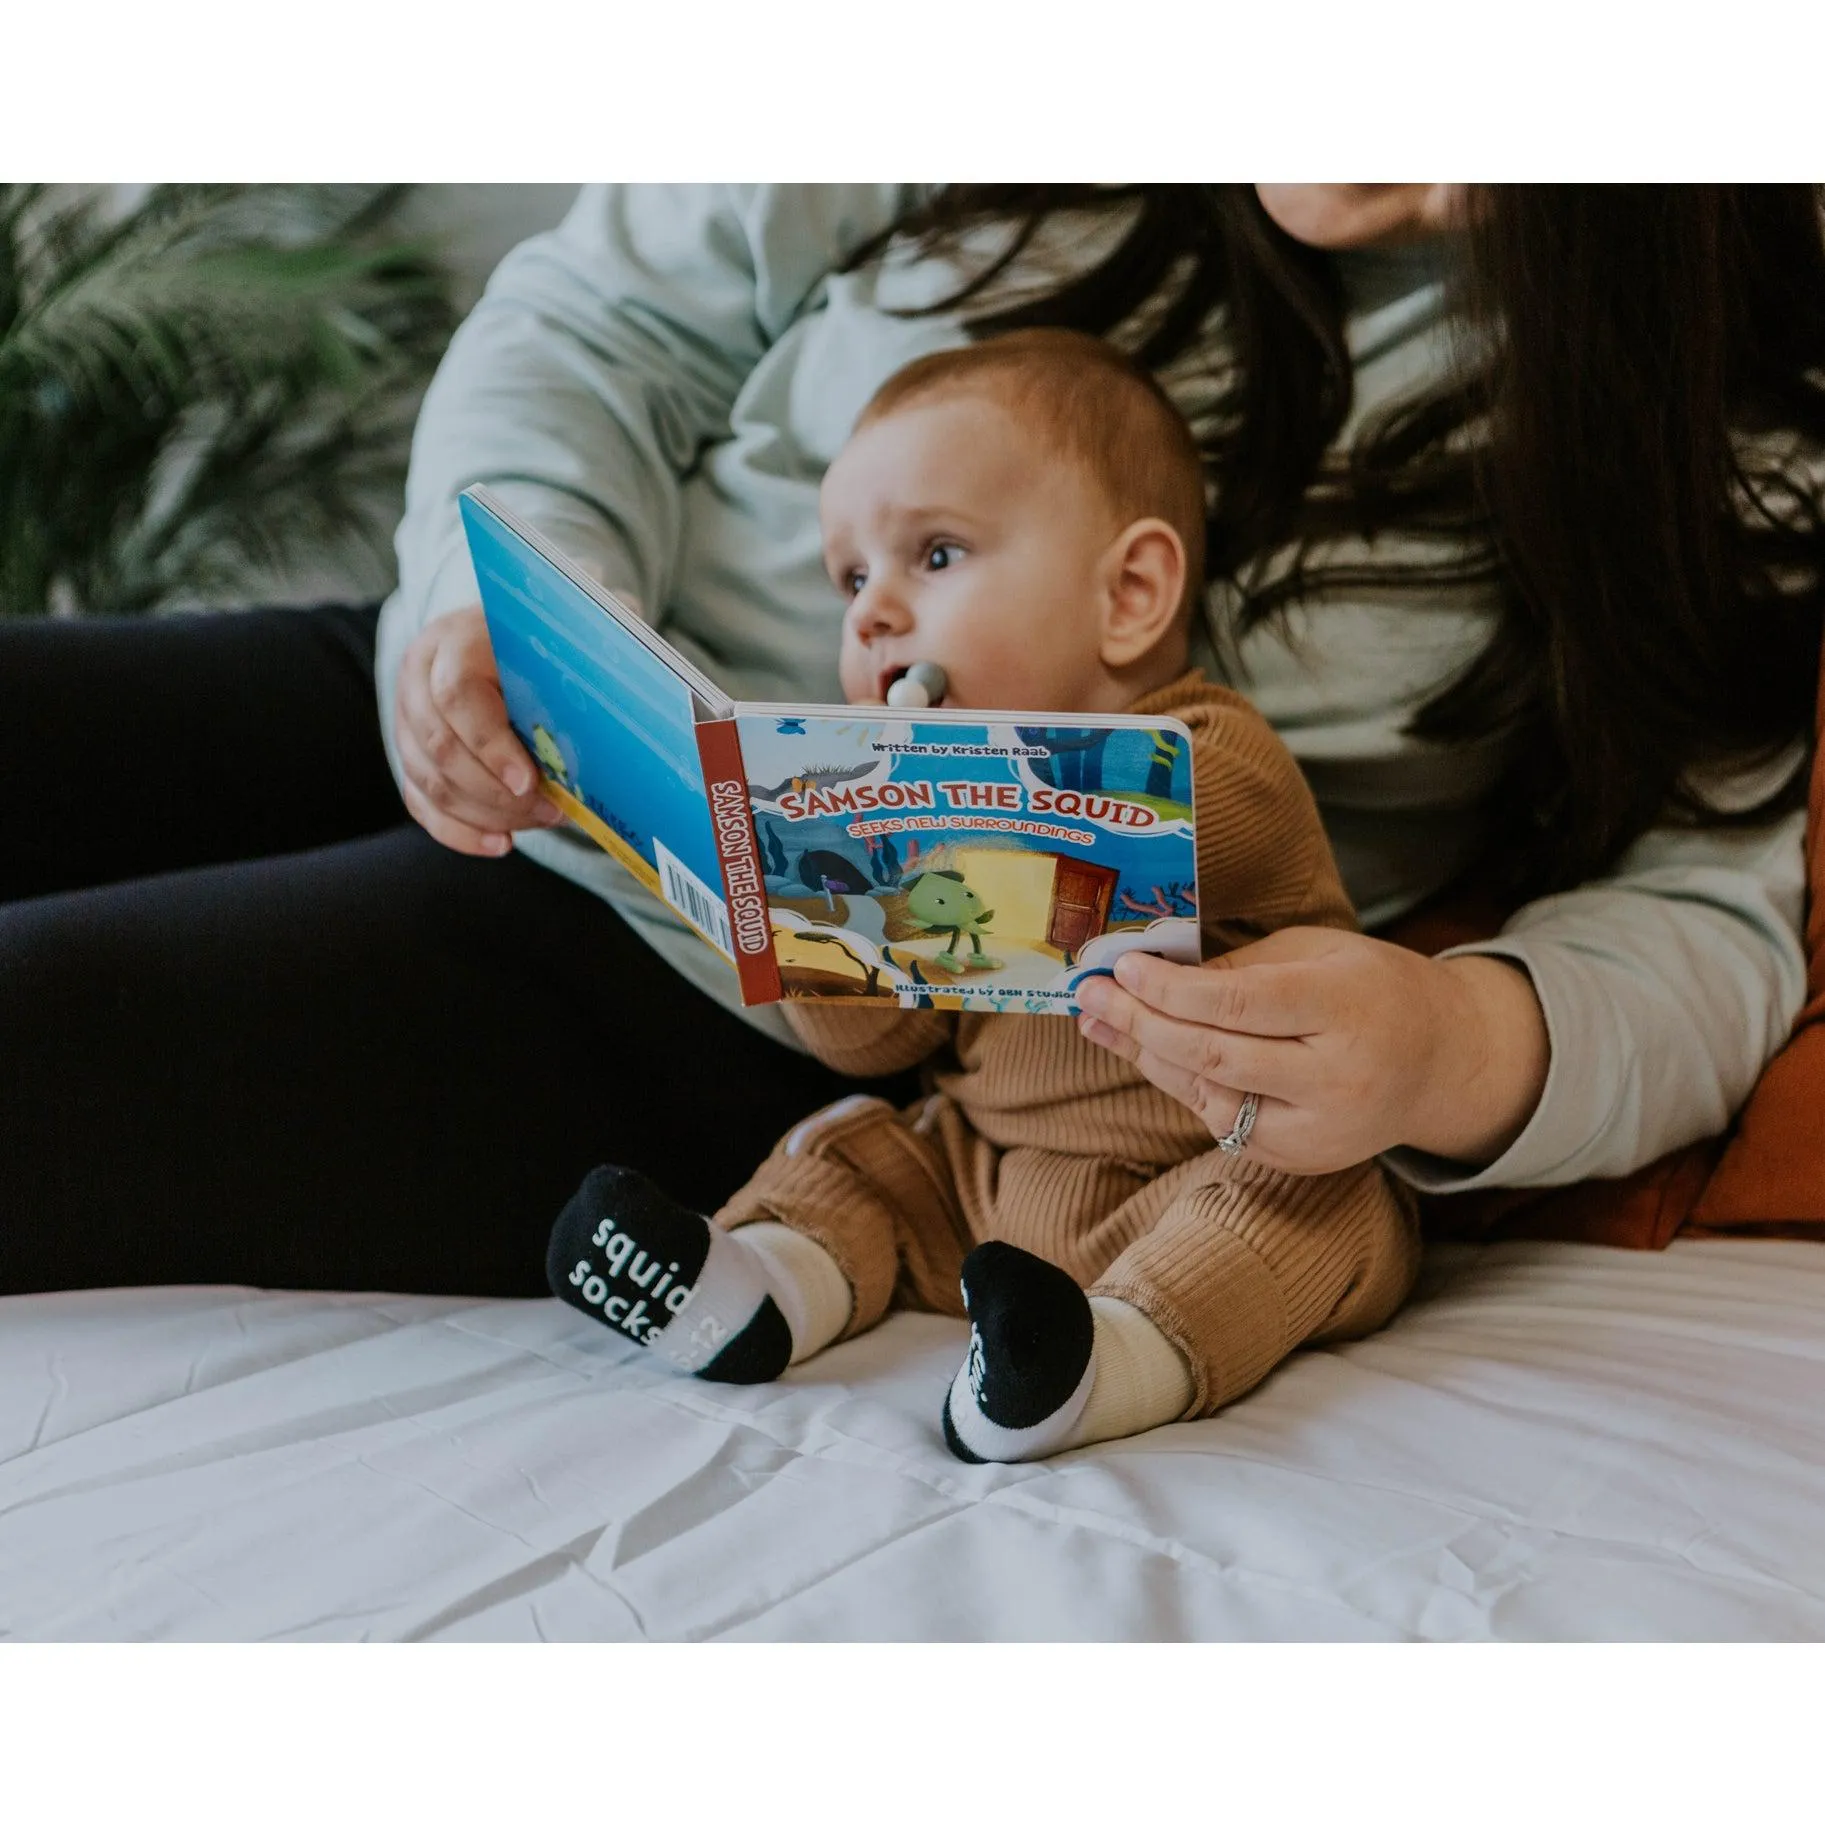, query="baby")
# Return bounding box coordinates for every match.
[548,329,1420,1462]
